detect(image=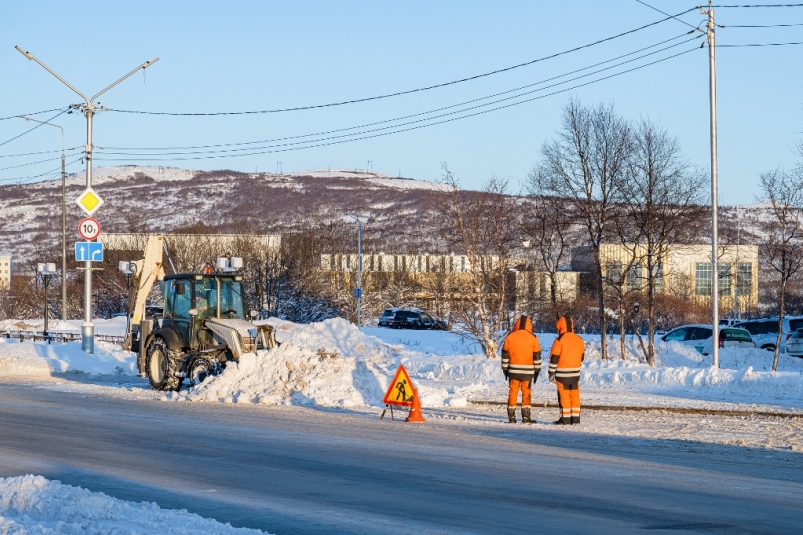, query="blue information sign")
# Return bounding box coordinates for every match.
[75,241,104,262]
